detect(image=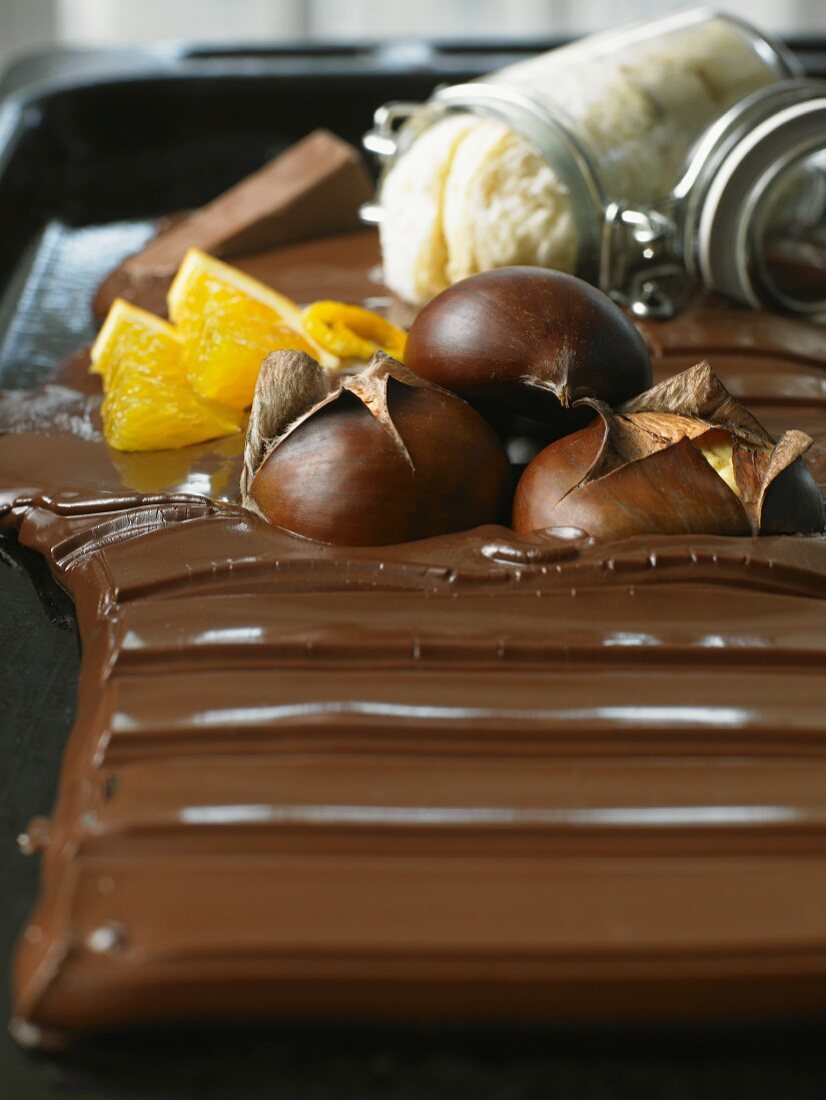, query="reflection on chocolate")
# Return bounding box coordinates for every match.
[760,243,826,305]
[5,230,826,1042]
